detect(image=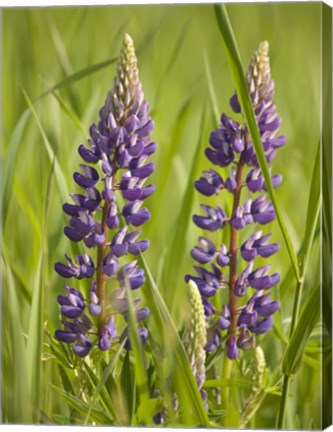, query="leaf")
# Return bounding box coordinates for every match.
[26,250,43,420]
[162,102,208,310]
[282,285,320,376]
[125,277,151,424]
[203,378,255,388]
[51,384,113,424]
[2,110,30,225]
[1,256,32,423]
[141,255,211,426]
[214,4,300,283]
[20,86,69,204]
